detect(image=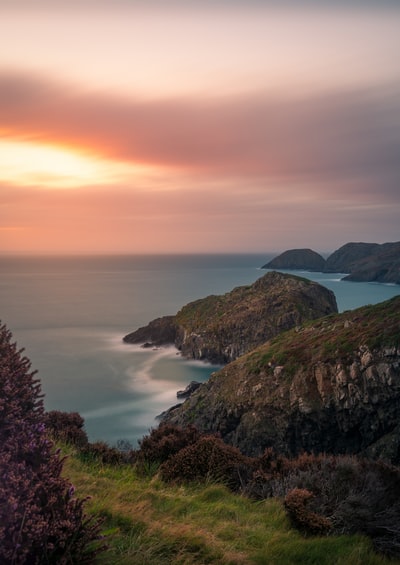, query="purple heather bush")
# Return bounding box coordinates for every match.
[0,322,104,564]
[44,410,89,448]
